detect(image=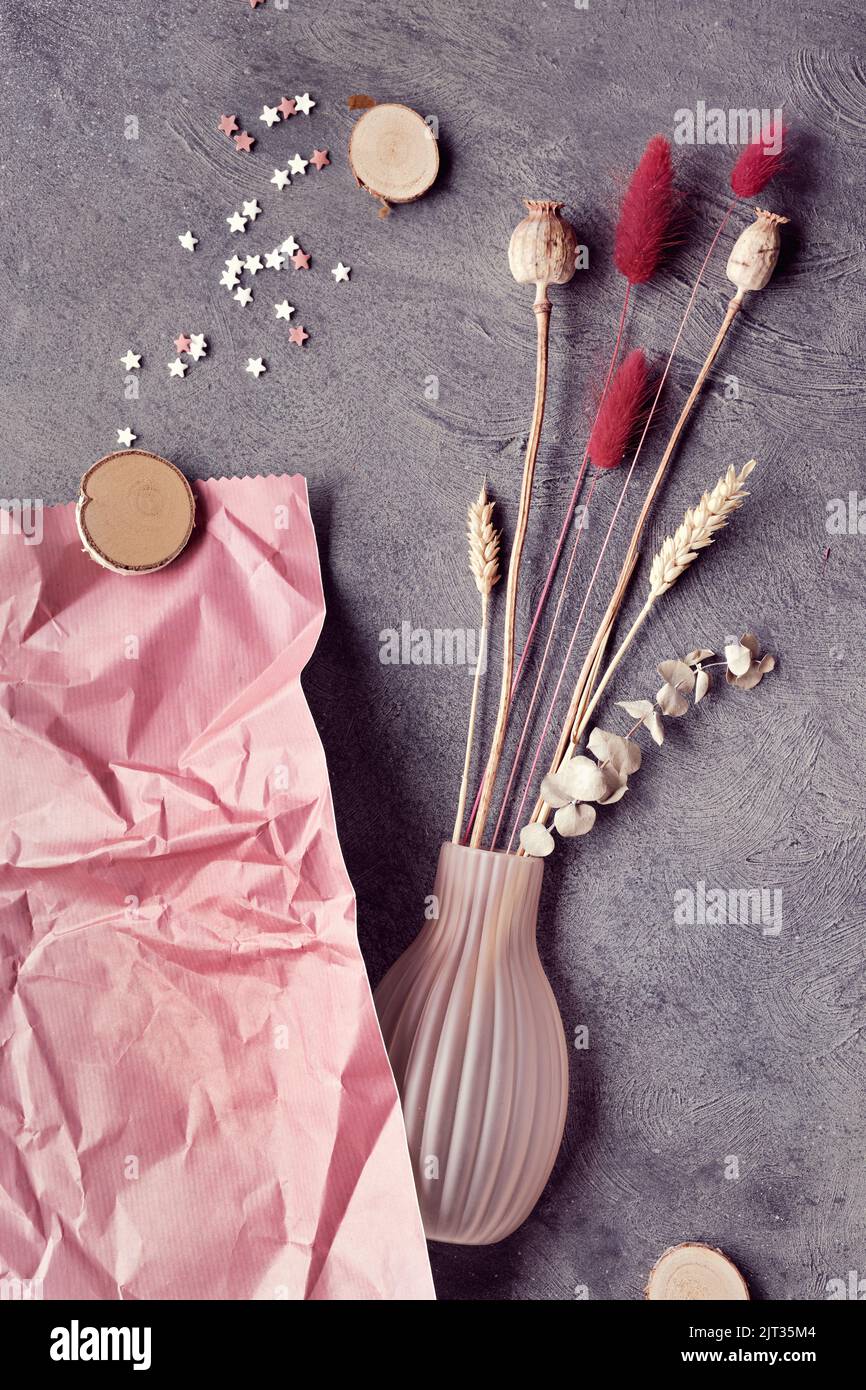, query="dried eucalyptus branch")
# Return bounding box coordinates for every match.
[519,631,775,857]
